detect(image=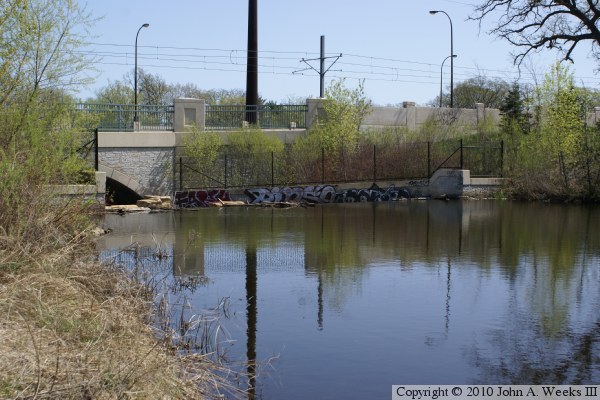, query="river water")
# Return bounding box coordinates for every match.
[98,201,600,399]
